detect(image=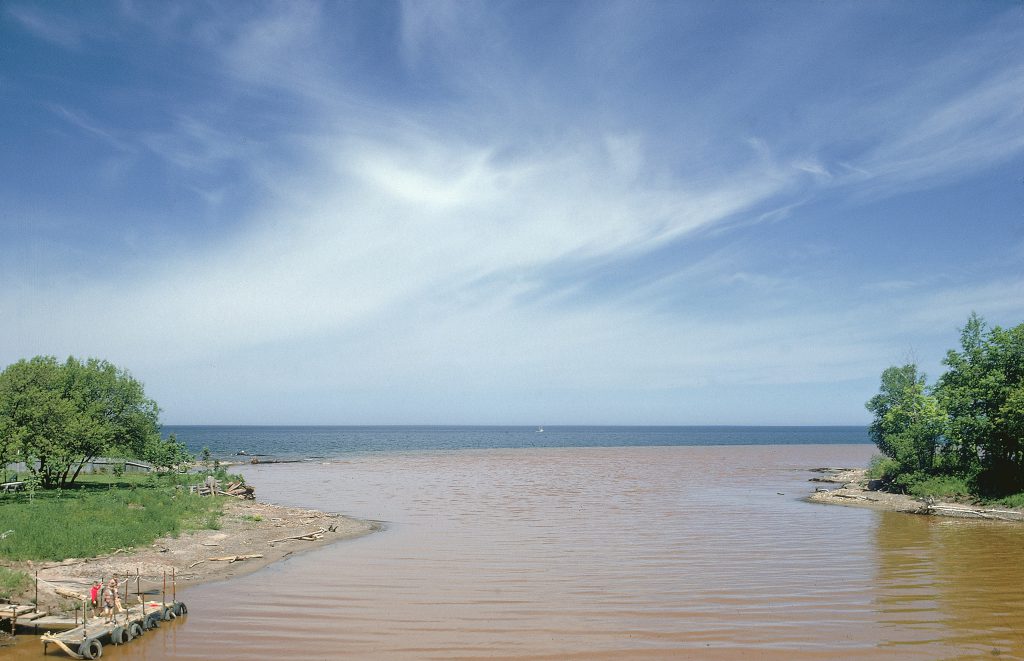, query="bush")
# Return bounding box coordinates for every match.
[867,454,900,481]
[906,474,972,499]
